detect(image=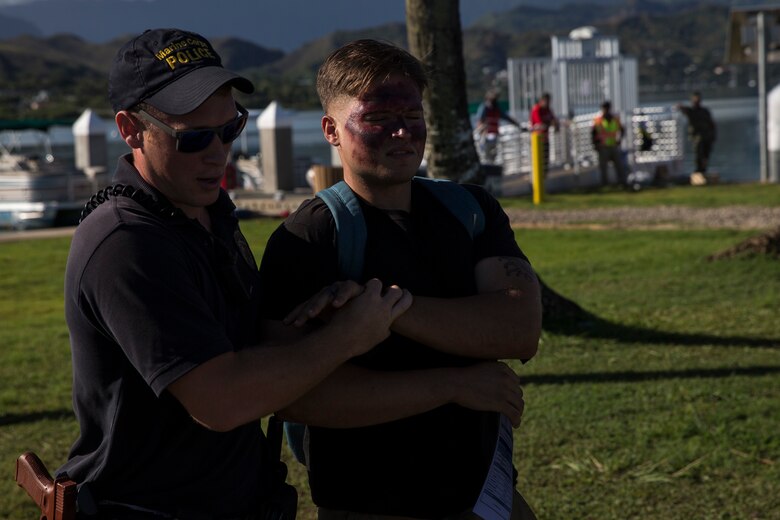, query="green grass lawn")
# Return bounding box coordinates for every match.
[2,184,778,519]
[498,182,780,209]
